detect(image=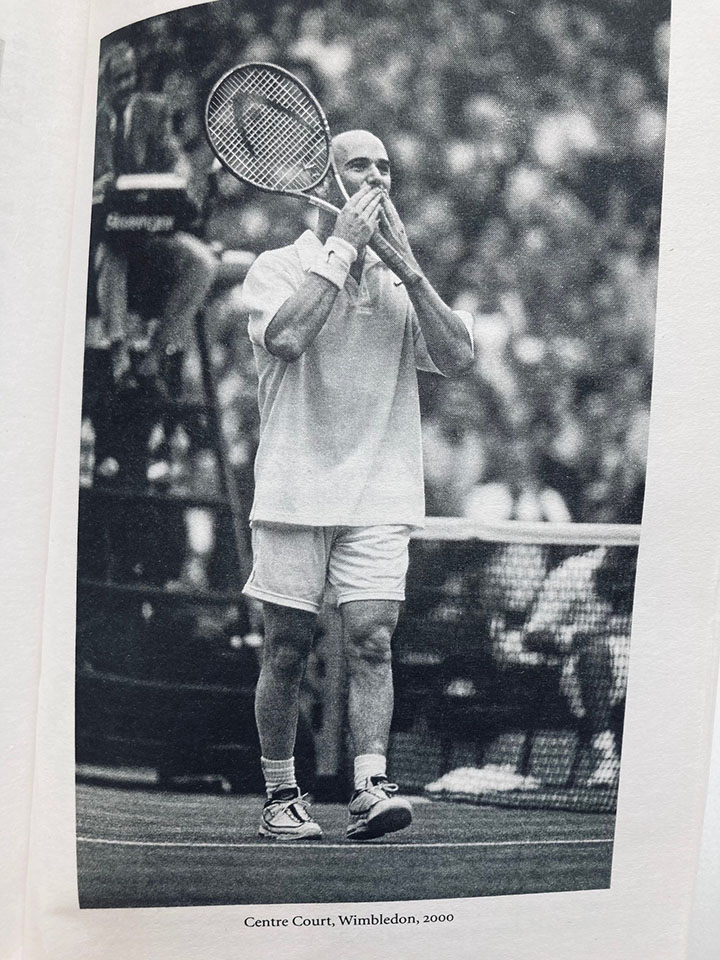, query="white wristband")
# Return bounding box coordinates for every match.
[308,236,357,289]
